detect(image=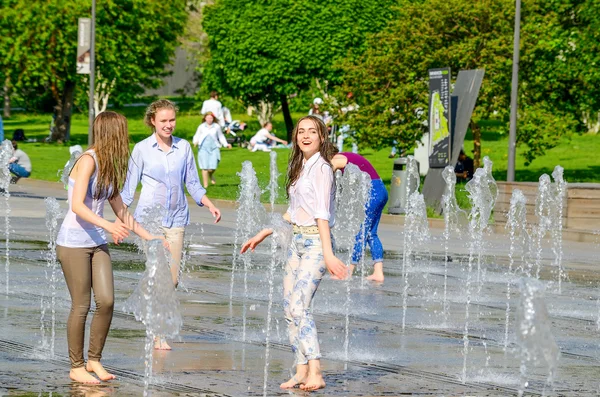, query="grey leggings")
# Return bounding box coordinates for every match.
[57,244,114,368]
